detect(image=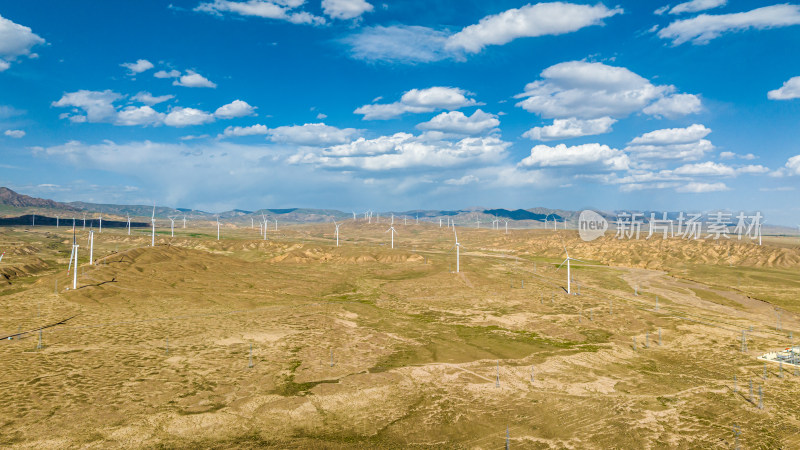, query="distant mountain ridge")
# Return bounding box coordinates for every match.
[0,187,78,211]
